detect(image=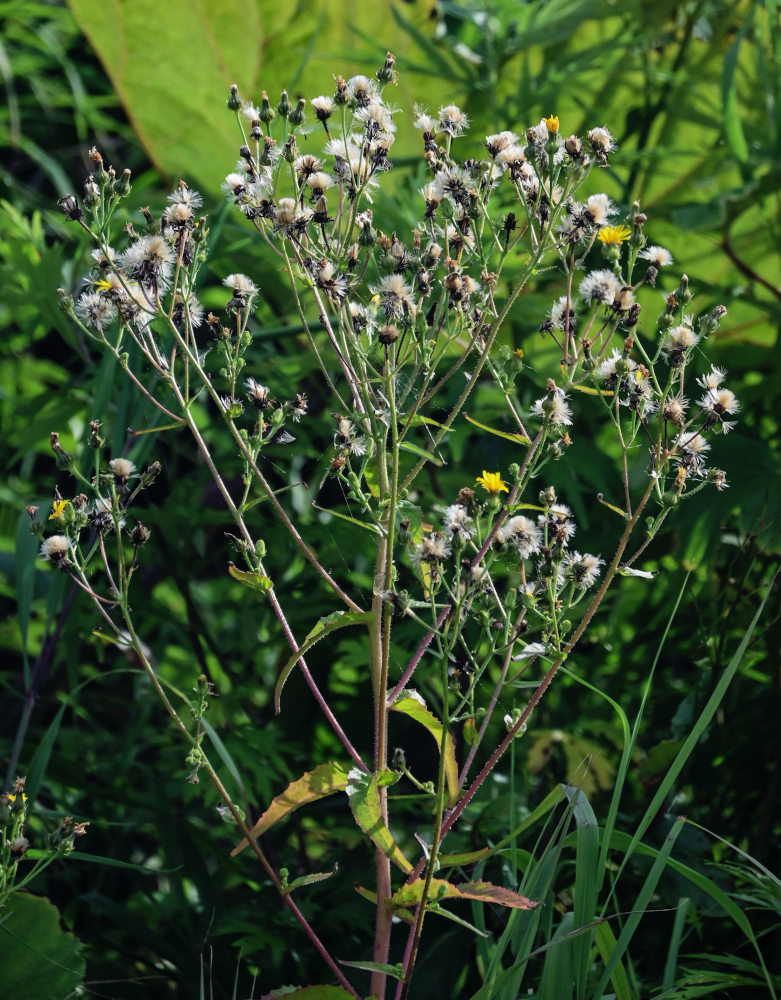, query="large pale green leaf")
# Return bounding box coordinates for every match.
[0,893,85,1000]
[231,761,350,856]
[390,694,459,806]
[65,0,447,193]
[345,769,412,873]
[388,876,540,911]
